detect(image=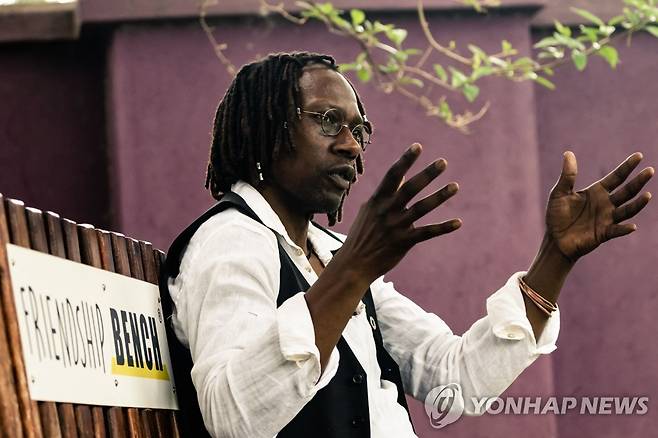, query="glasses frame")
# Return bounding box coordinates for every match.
[296,107,372,151]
